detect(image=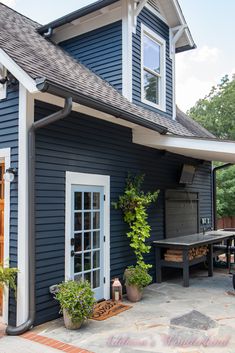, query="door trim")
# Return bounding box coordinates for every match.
[65,172,110,300]
[0,148,10,324]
